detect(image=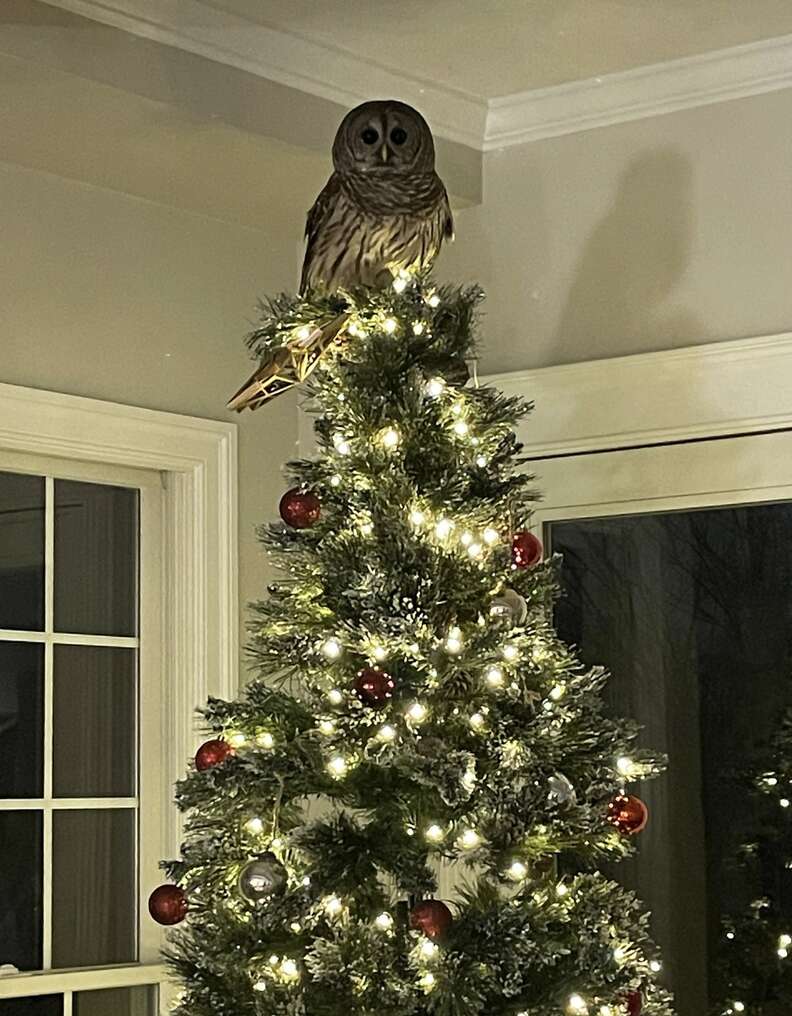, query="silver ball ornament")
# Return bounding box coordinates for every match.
[490,588,528,628]
[238,852,287,903]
